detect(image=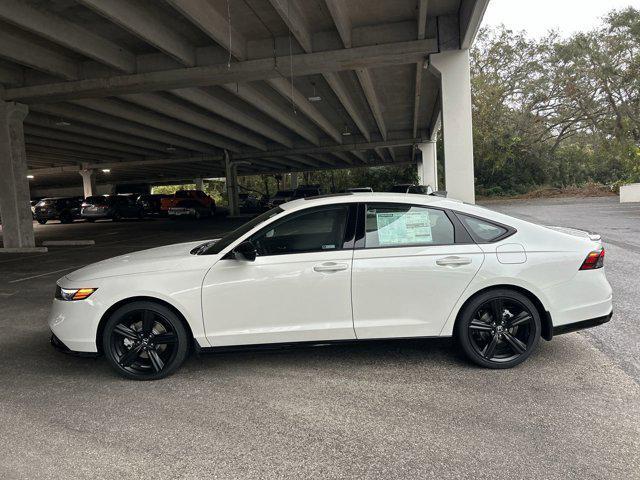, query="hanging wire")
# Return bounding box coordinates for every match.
[226,0,232,68]
[287,0,297,115]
